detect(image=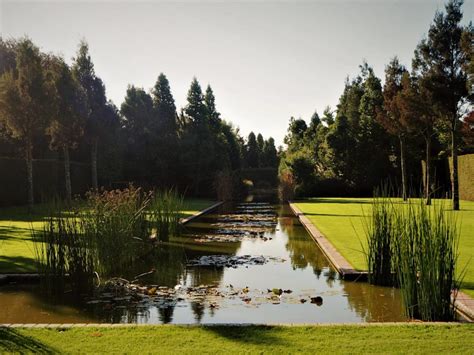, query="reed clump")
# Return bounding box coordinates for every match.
[33,201,95,297]
[365,192,461,321]
[364,191,395,286]
[392,200,460,321]
[148,189,184,242]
